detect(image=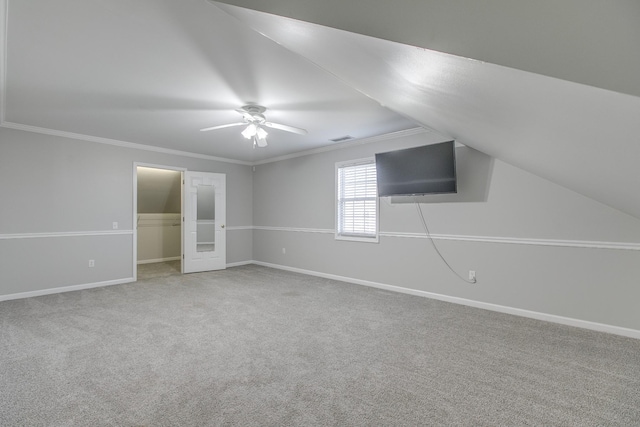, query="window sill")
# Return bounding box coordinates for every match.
[335,234,379,243]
